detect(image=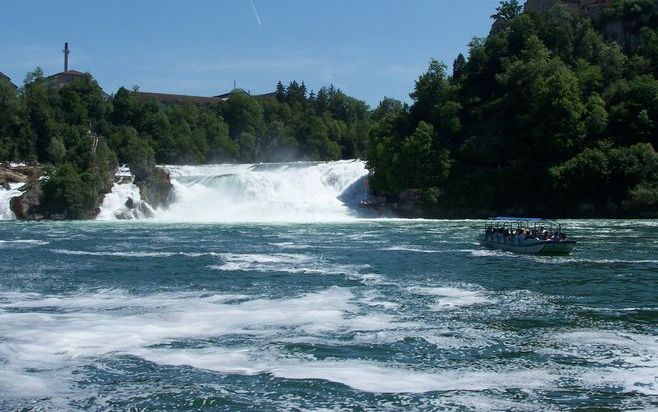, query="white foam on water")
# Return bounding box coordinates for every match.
[409,286,494,310]
[1,290,253,310]
[360,290,400,310]
[531,257,658,265]
[269,241,310,249]
[347,272,388,285]
[218,252,312,265]
[461,249,512,257]
[543,330,658,396]
[0,367,62,401]
[134,348,556,394]
[97,180,154,220]
[210,252,370,278]
[0,287,410,399]
[271,361,555,393]
[0,182,25,220]
[0,239,49,245]
[154,160,368,223]
[381,246,441,253]
[49,249,220,258]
